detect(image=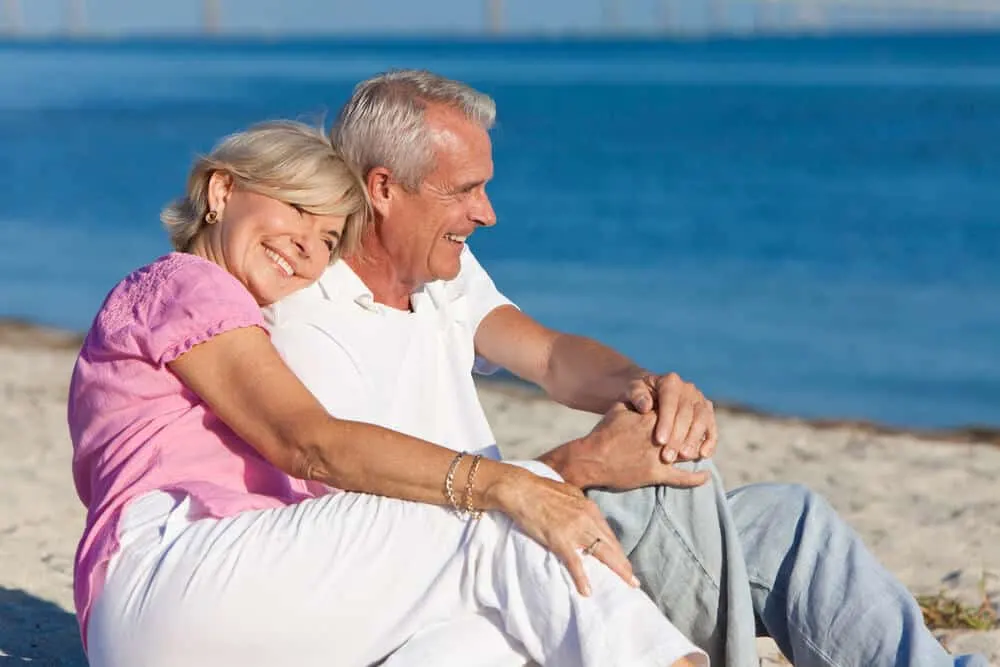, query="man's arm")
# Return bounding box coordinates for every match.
[475,305,717,487]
